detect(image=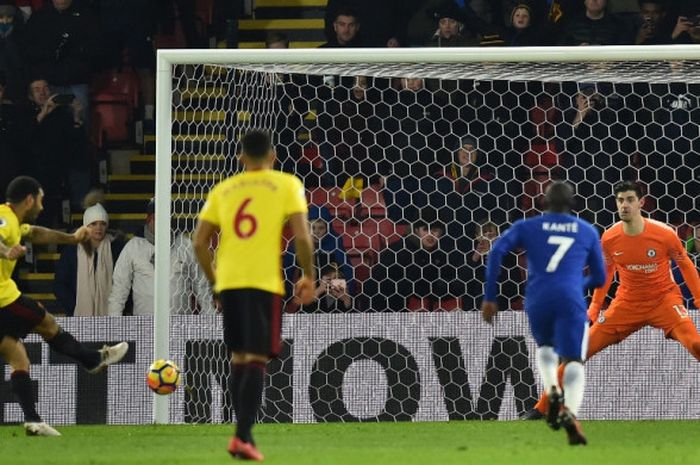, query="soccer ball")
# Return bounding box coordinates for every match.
[147,359,181,395]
